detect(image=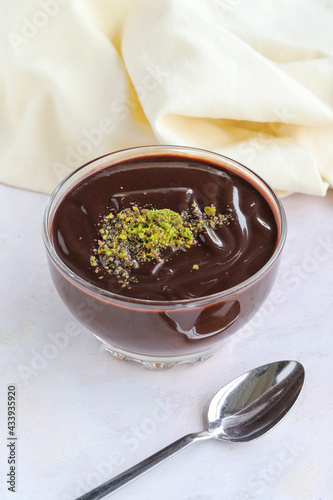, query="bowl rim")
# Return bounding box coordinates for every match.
[42,145,287,310]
